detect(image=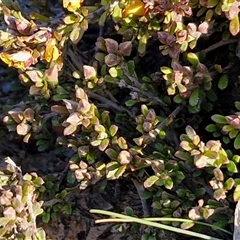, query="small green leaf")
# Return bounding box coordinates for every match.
[63,14,76,24]
[213,168,224,181]
[64,124,78,136]
[138,33,148,55]
[229,129,239,139]
[60,190,68,199]
[224,178,235,190]
[99,11,108,26]
[235,101,240,111]
[211,114,227,124]
[53,94,68,101]
[235,178,240,185]
[127,60,136,75]
[197,7,206,17]
[187,52,199,66]
[160,66,173,75]
[67,172,75,184]
[177,83,187,93]
[36,228,46,240]
[106,161,121,180]
[233,155,240,163]
[206,89,218,102]
[112,4,122,22]
[114,165,126,178]
[180,141,194,151]
[64,203,72,215]
[213,188,226,201]
[222,125,233,133]
[95,124,105,133]
[38,144,50,152]
[189,89,199,107]
[189,39,197,49]
[95,52,106,62]
[194,188,206,198]
[222,136,230,144]
[188,104,200,114]
[205,124,217,132]
[213,131,221,137]
[164,177,173,189]
[109,67,118,77]
[207,0,219,7]
[109,125,118,137]
[204,80,212,90]
[218,74,228,90]
[176,189,187,198]
[125,99,138,107]
[0,217,10,227]
[42,212,50,223]
[144,175,159,188]
[181,222,194,229]
[90,139,101,146]
[167,85,176,95]
[185,125,196,140]
[141,104,149,116]
[234,134,240,149]
[117,137,128,149]
[125,206,134,216]
[175,171,185,182]
[229,15,239,36]
[104,75,119,83]
[173,94,184,104]
[105,148,118,159]
[99,138,109,151]
[175,151,192,161]
[70,27,84,44]
[234,185,240,201]
[141,191,153,199]
[227,161,238,173]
